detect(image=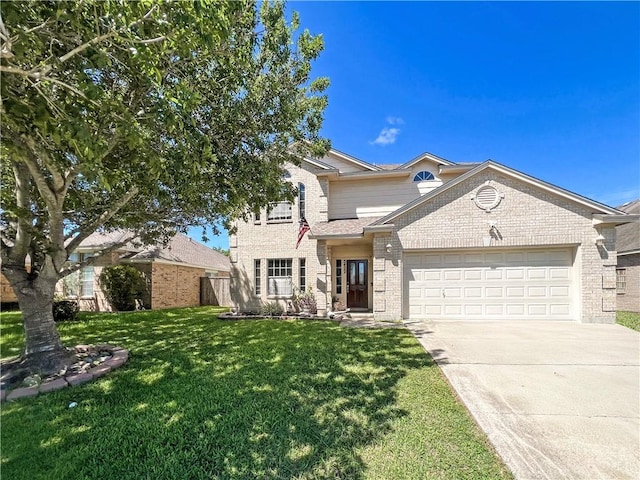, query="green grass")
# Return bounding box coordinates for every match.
[0,308,511,480]
[617,310,640,332]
